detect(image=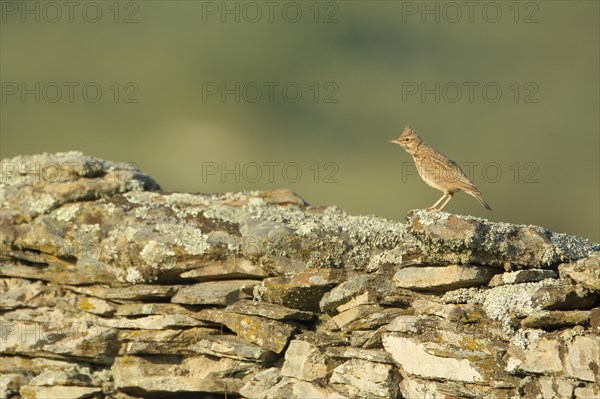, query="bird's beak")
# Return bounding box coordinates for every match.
[389,139,400,145]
